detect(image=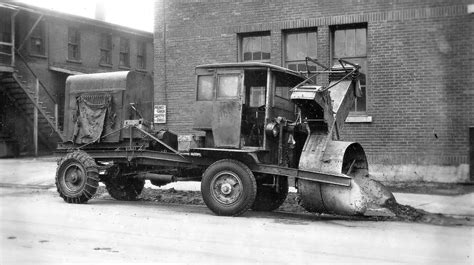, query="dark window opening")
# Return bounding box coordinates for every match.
[68,27,80,60]
[99,33,112,65]
[137,41,146,69]
[30,20,46,56]
[242,70,267,147]
[119,37,130,67]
